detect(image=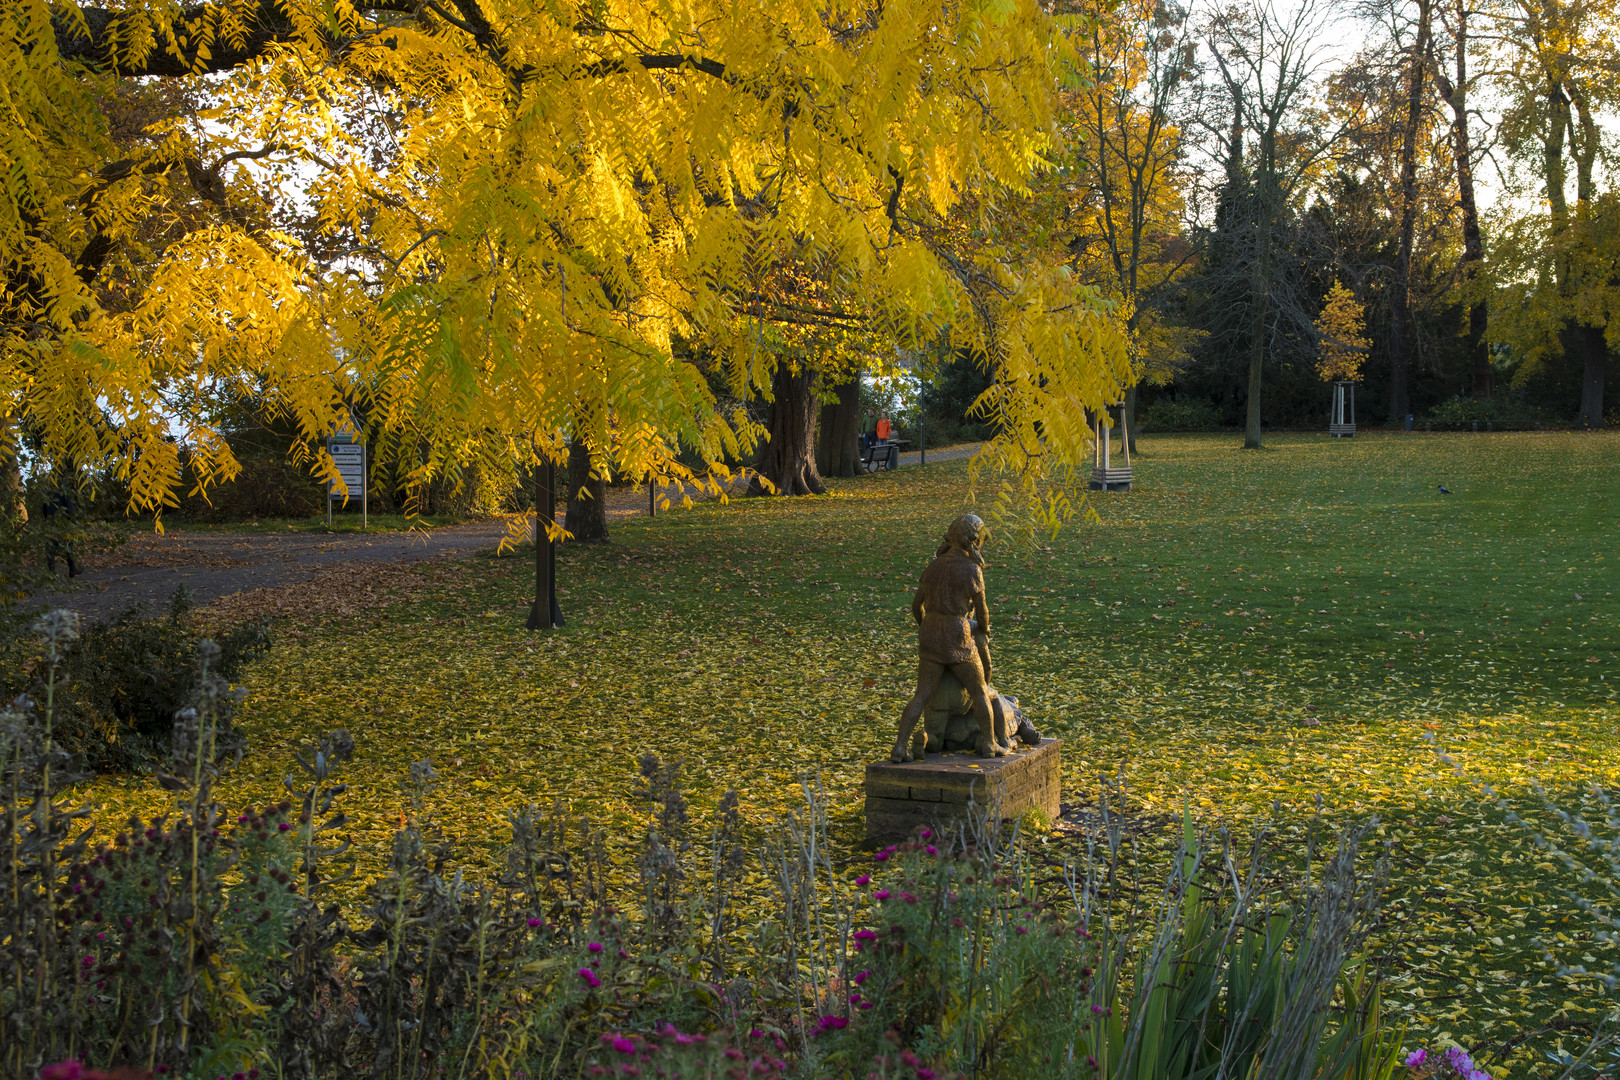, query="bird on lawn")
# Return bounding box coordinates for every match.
[1438,484,1451,494]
